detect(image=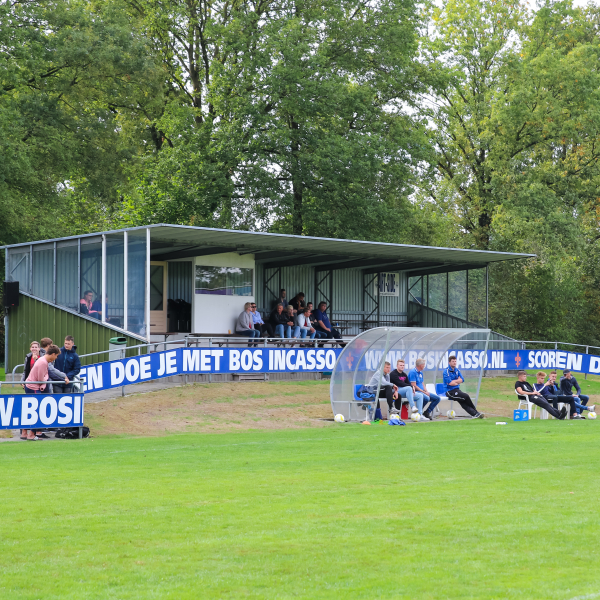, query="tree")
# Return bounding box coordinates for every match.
[122,0,433,241]
[0,0,161,245]
[418,0,600,342]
